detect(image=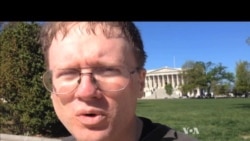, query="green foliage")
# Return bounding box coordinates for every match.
[0,22,69,137]
[181,61,234,95]
[213,83,231,95]
[235,61,250,94]
[164,82,173,95]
